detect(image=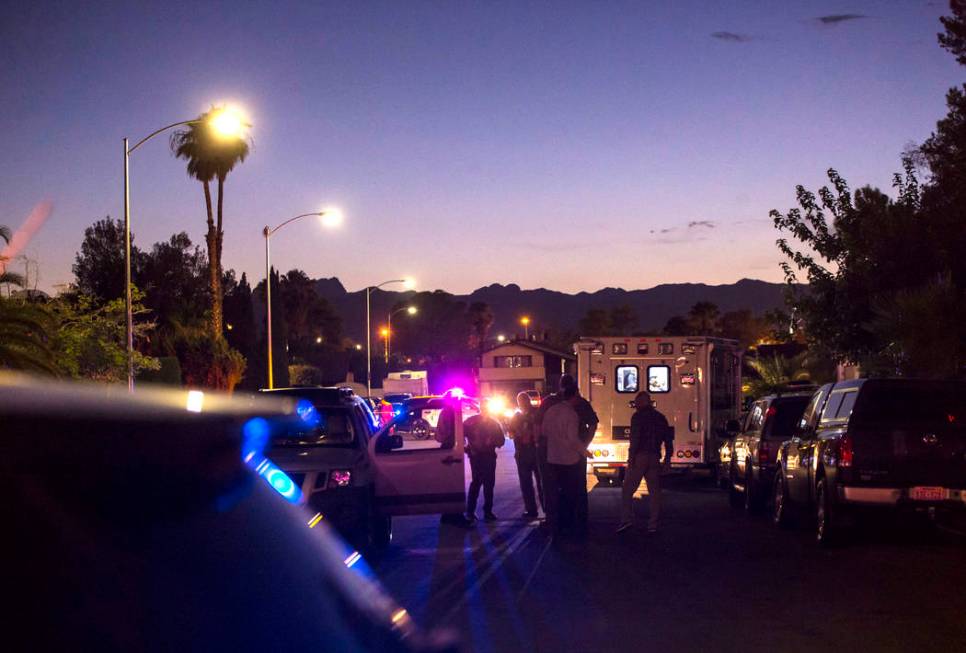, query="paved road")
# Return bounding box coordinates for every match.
[372,442,966,653]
